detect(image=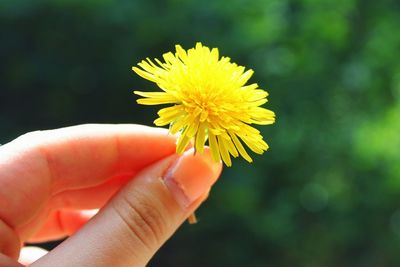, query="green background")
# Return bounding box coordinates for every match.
[1,0,400,266]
